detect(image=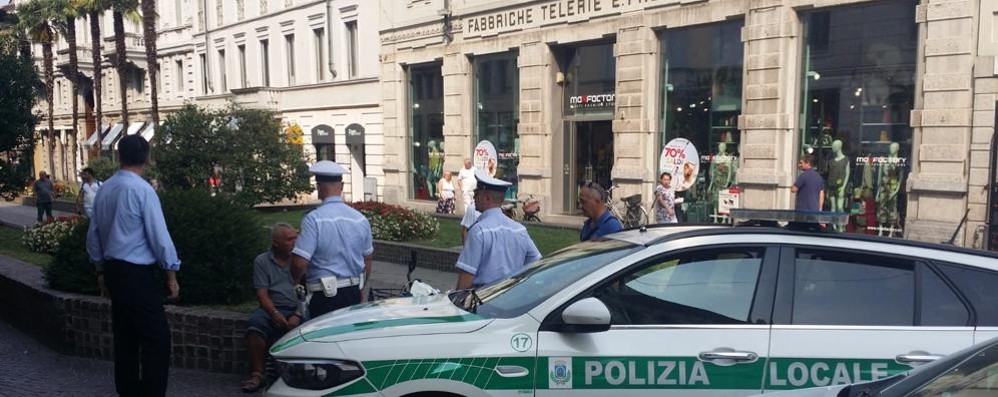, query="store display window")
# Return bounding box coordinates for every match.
[474,52,520,200]
[409,63,445,201]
